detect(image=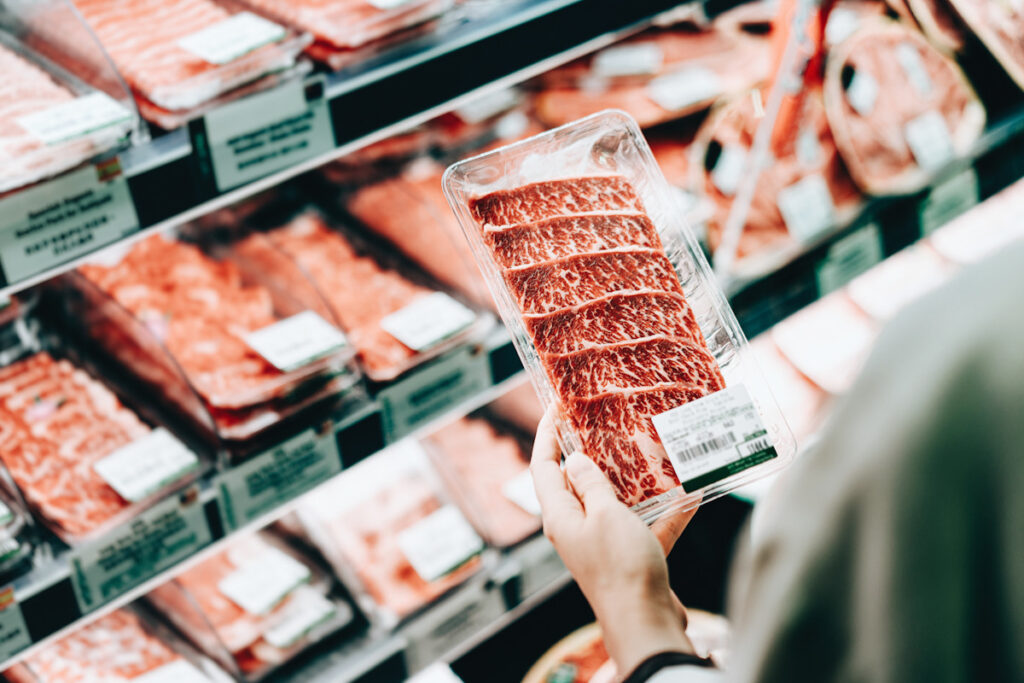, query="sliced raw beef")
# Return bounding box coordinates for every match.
[503,249,683,315]
[524,292,702,354]
[948,0,1024,90]
[486,214,659,269]
[824,20,985,195]
[470,177,643,227]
